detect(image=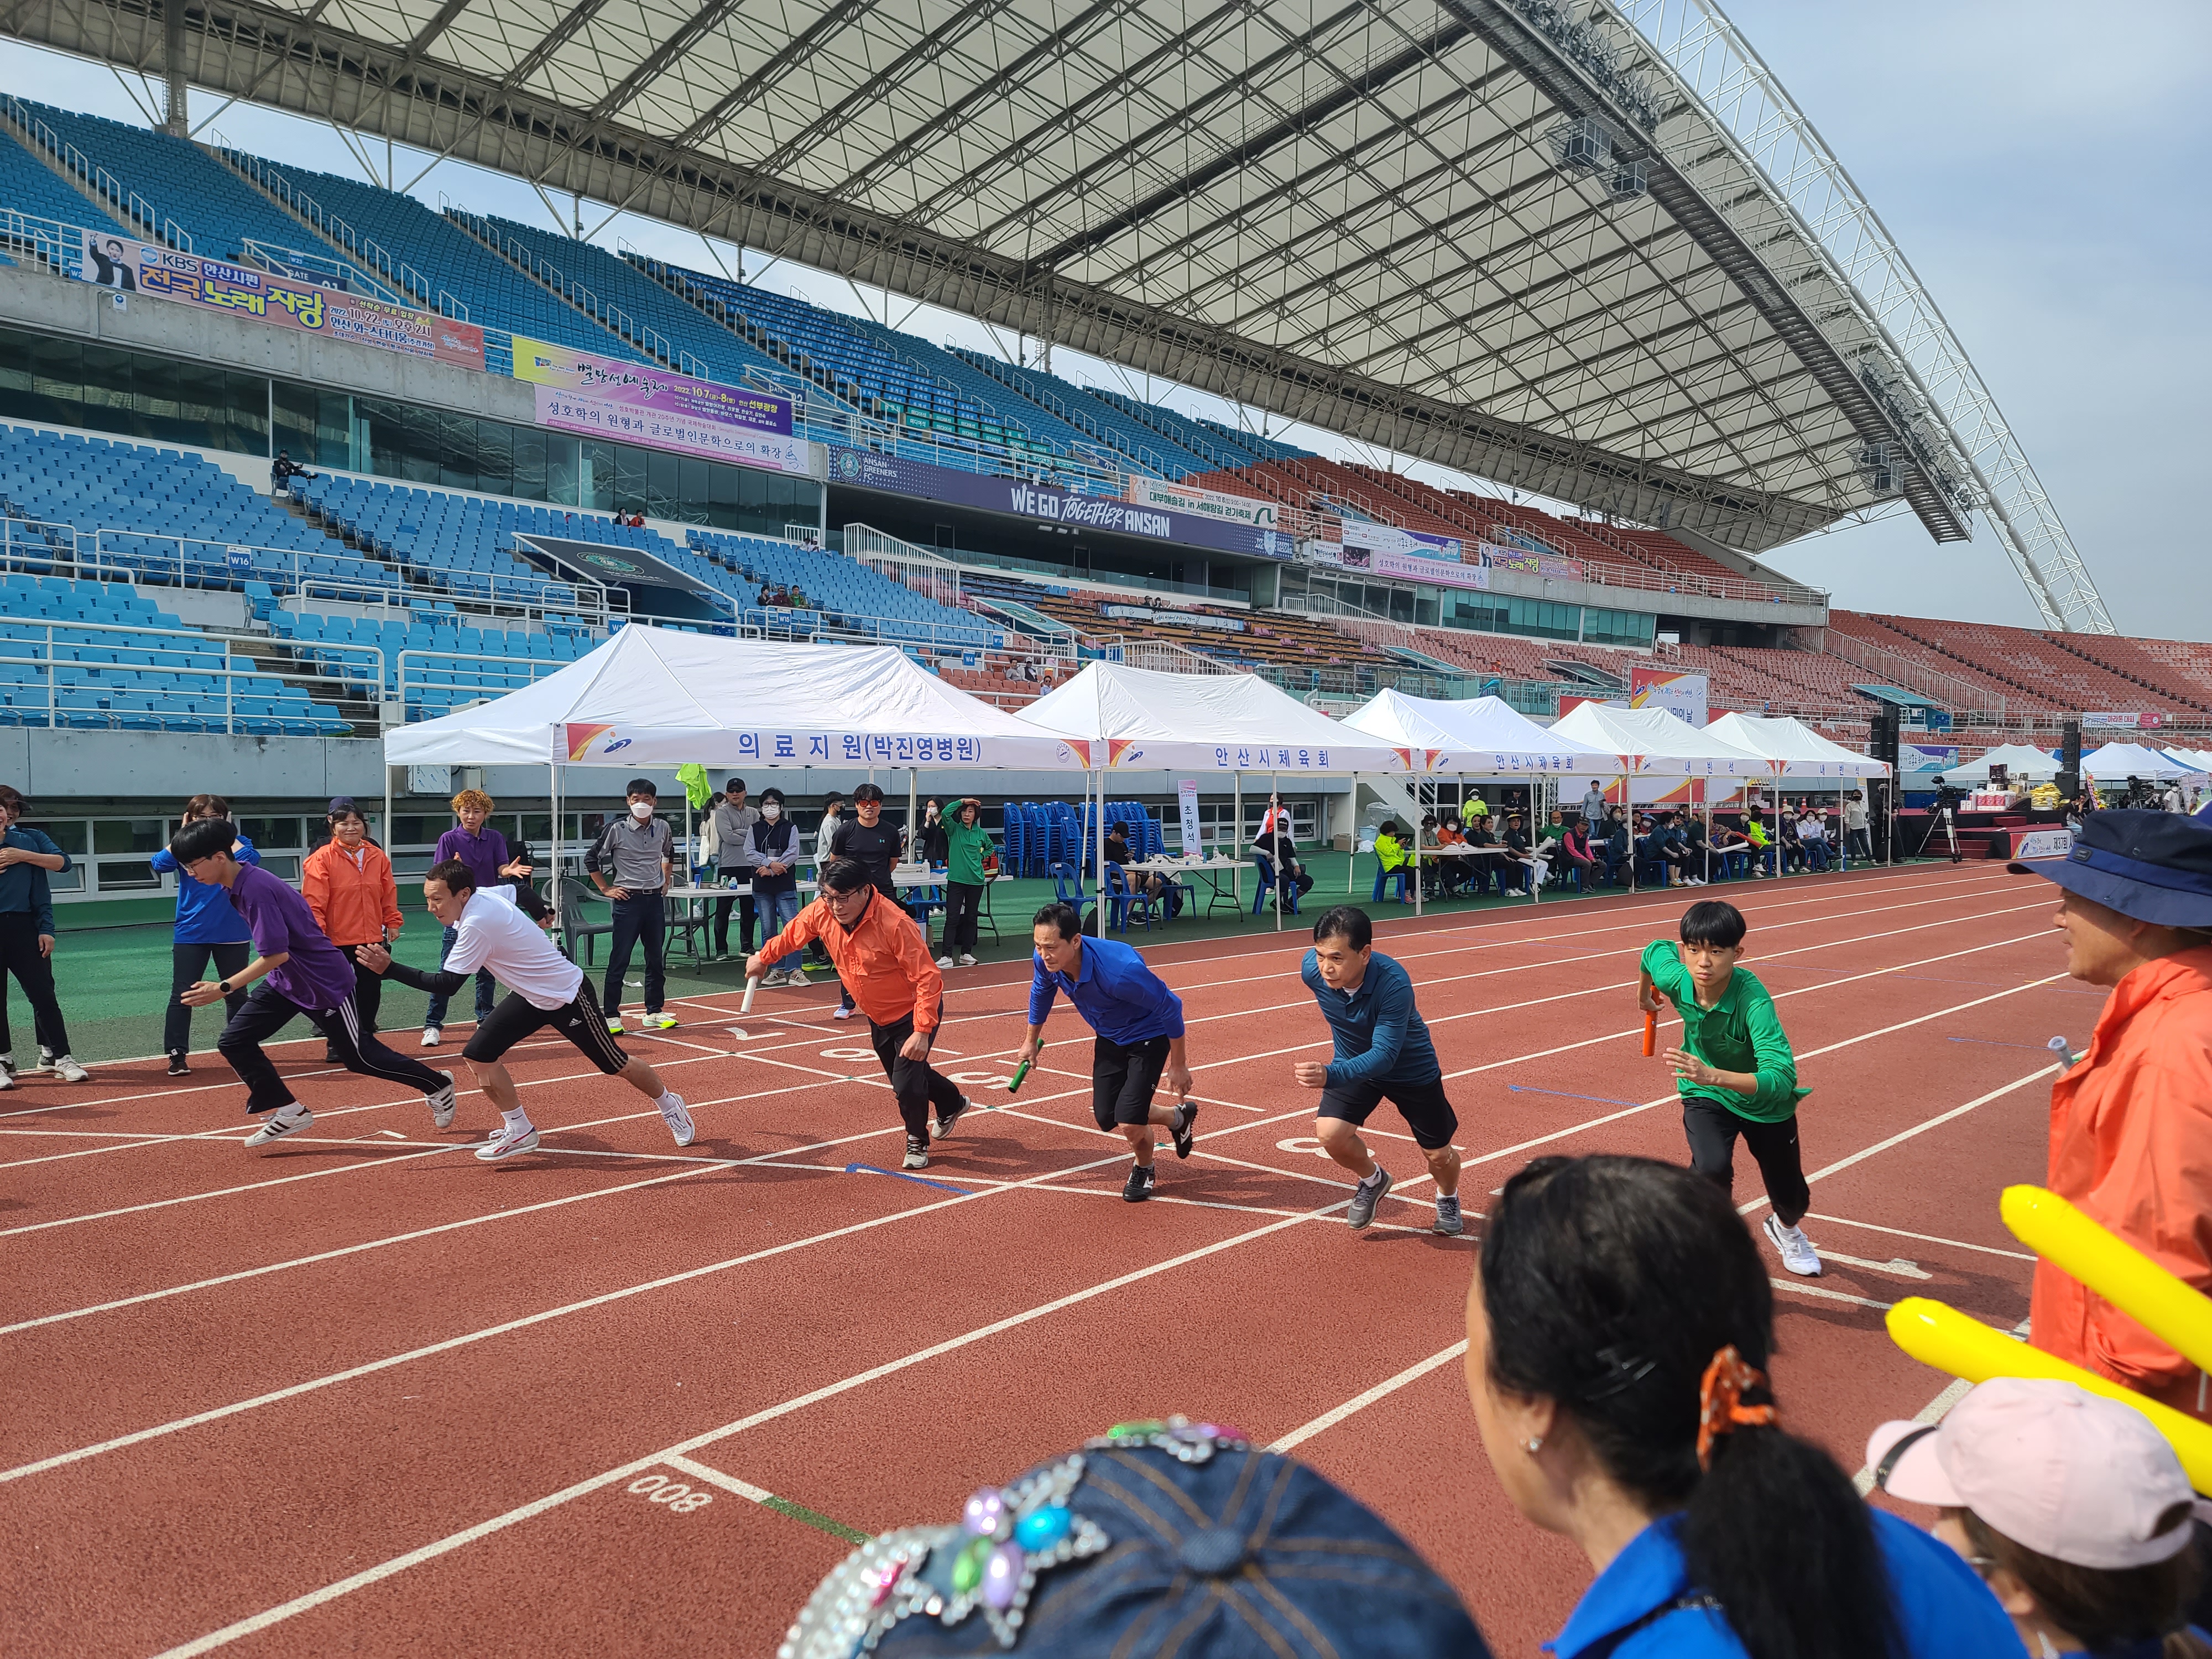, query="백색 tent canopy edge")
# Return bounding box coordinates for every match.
[1015,661,1409,774]
[1339,688,1616,776]
[1704,712,1890,780]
